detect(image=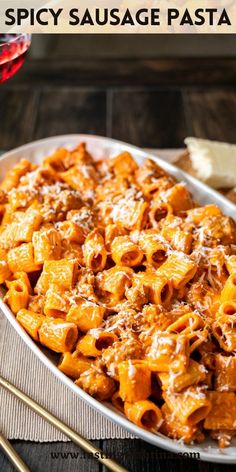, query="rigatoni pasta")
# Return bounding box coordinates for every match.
[16,309,44,341]
[0,142,236,447]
